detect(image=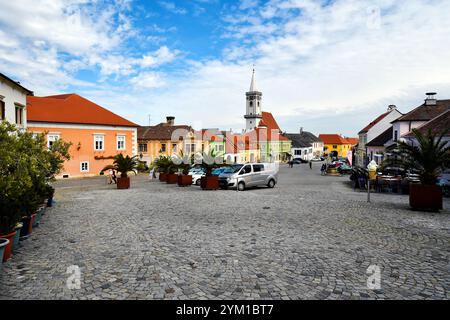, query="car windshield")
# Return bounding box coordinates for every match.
[222,164,243,174]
